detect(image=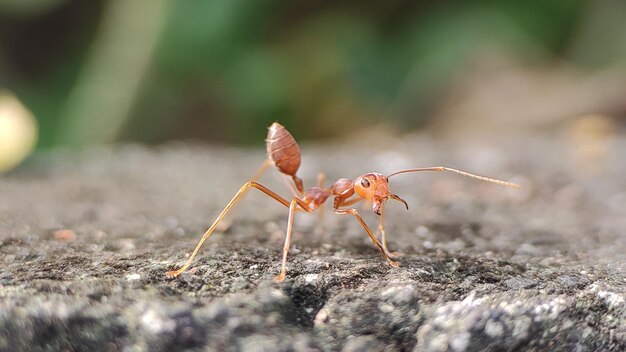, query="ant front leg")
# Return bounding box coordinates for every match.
[377,205,403,259]
[334,208,400,267]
